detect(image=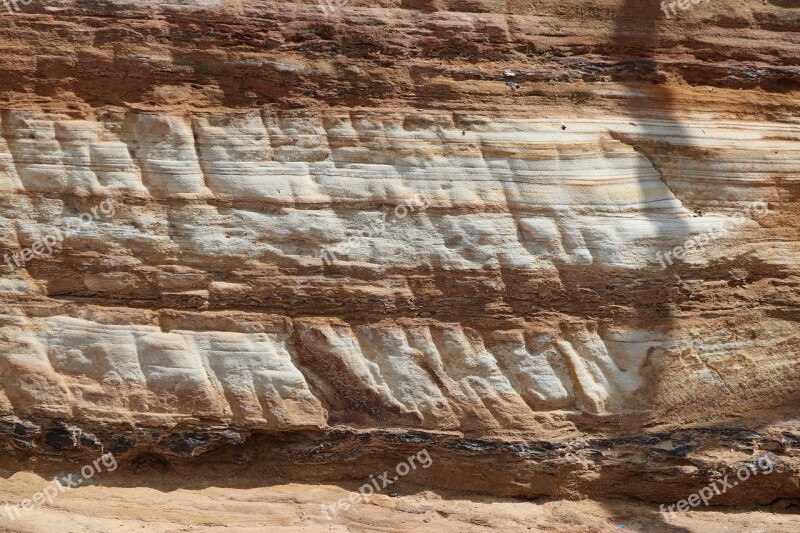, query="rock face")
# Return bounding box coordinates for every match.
[0,0,799,514]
